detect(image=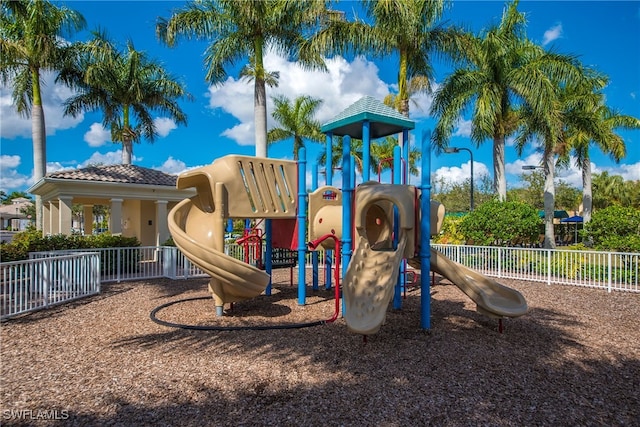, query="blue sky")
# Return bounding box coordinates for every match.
[1,0,639,195]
